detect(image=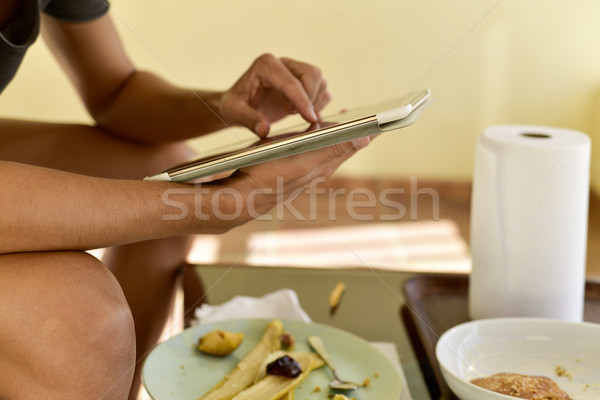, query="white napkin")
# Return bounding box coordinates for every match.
[193,289,312,325]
